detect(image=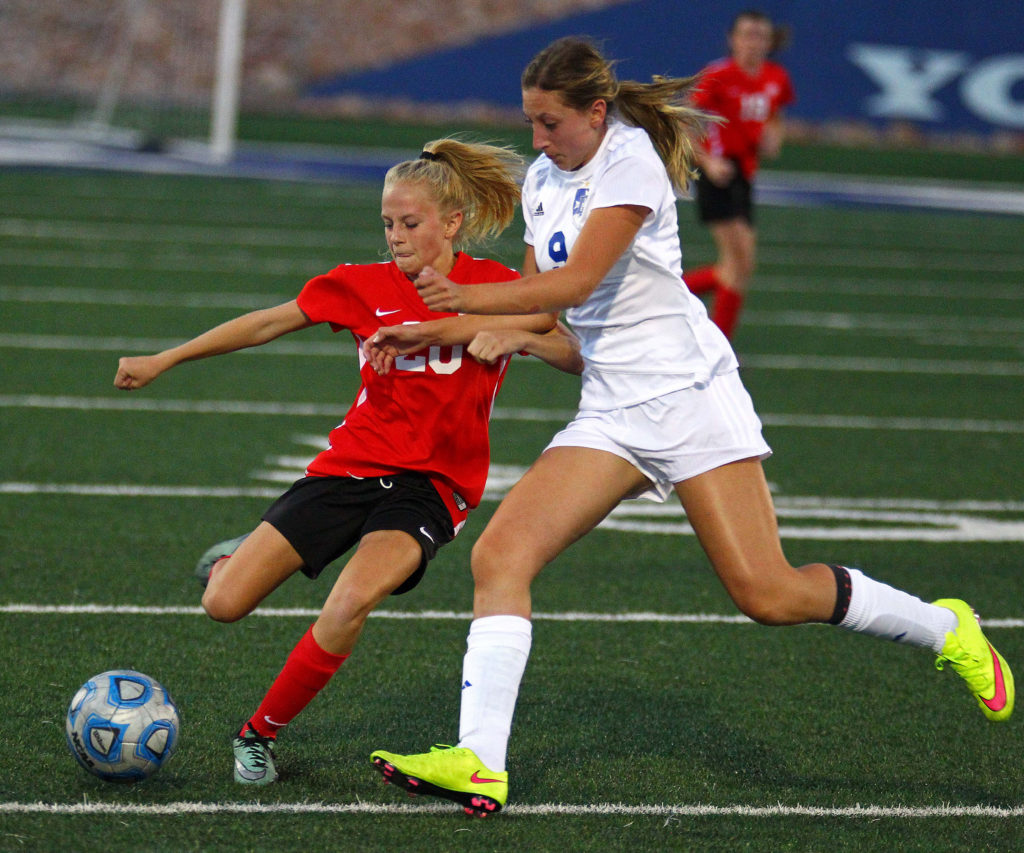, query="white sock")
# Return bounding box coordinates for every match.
[839,567,956,652]
[457,615,532,772]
